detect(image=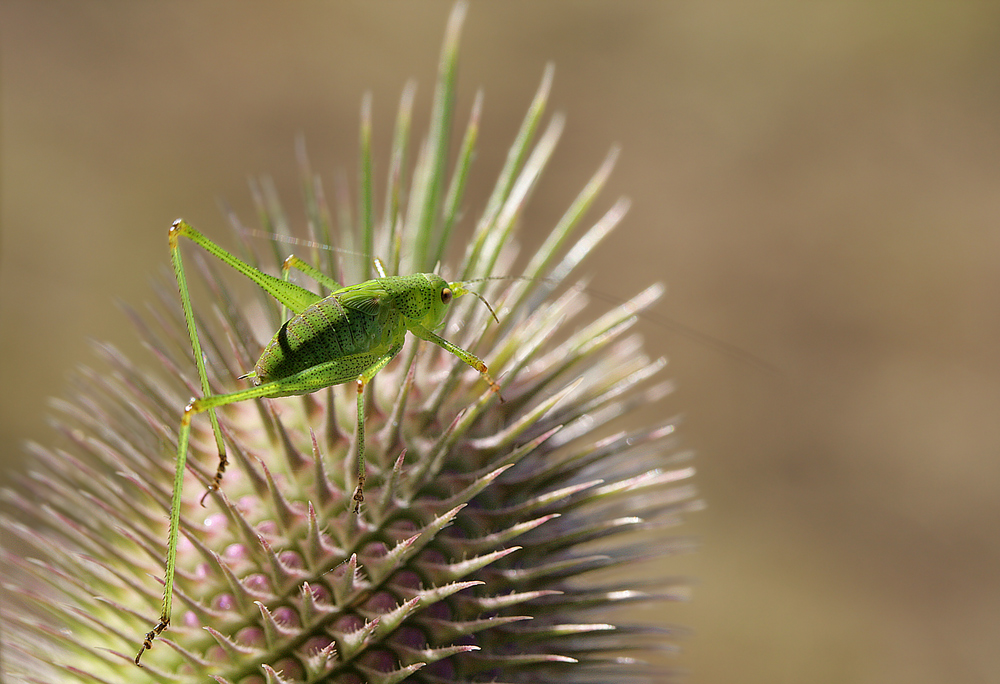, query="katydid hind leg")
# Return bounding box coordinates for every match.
[169,221,229,507]
[170,219,329,504]
[136,394,207,665]
[171,219,324,315]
